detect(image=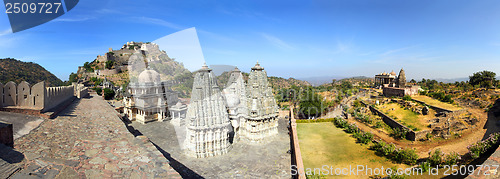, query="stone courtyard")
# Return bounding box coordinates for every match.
[6,94,180,178]
[130,116,292,178]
